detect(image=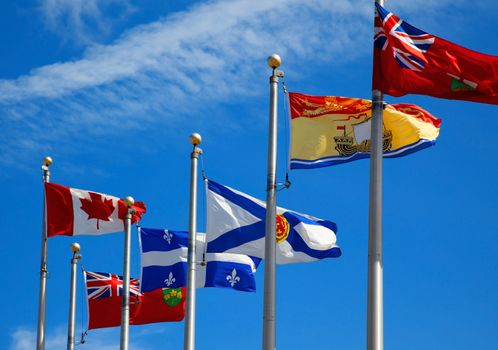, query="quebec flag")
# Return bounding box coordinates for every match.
[206,179,341,264]
[139,227,259,293]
